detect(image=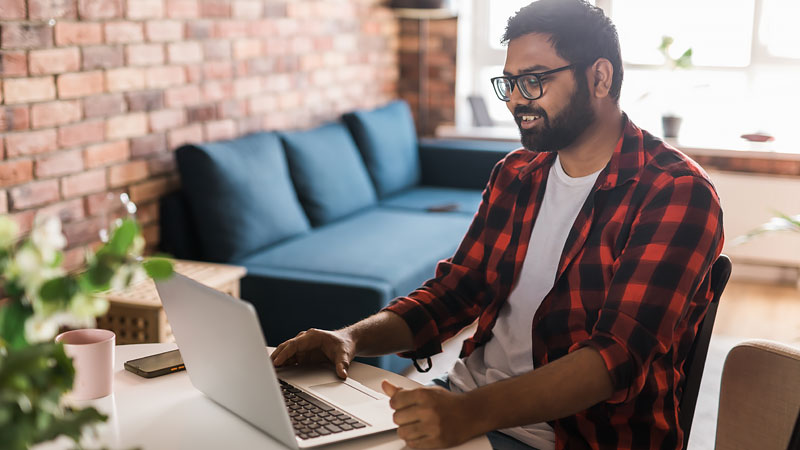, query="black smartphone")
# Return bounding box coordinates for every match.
[124,349,185,378]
